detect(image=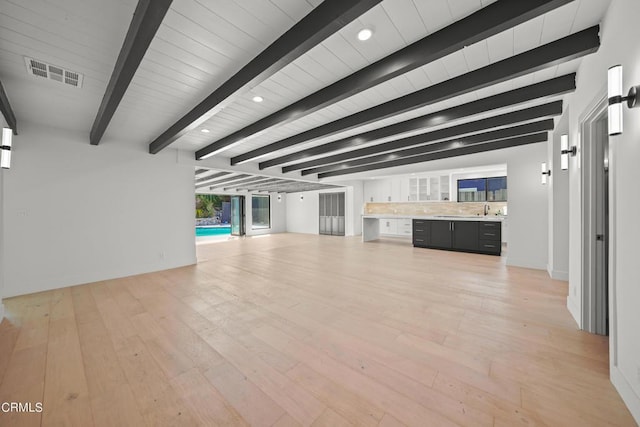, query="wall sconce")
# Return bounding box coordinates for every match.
[1,127,12,169]
[608,65,639,136]
[560,134,576,170]
[541,162,551,185]
[300,195,304,202]
[277,194,282,203]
